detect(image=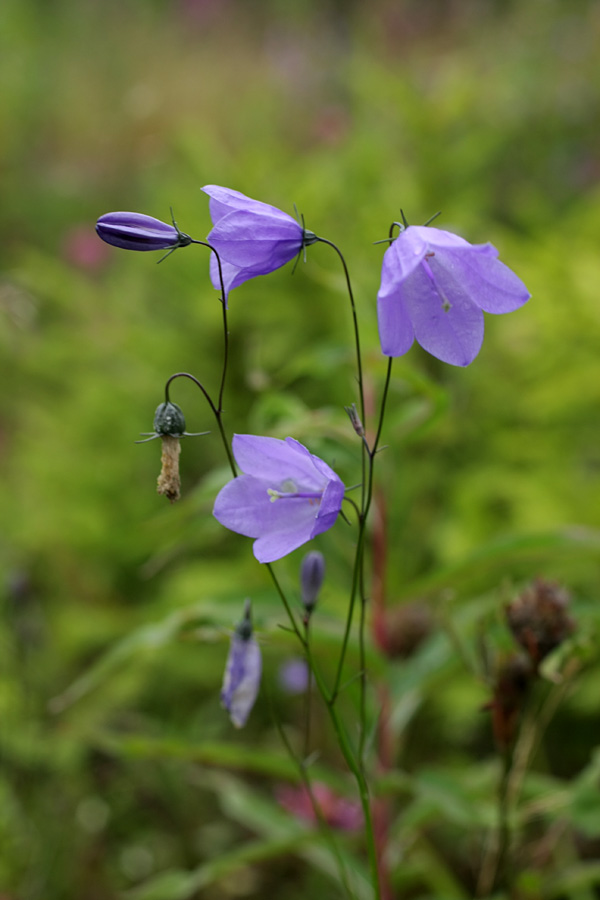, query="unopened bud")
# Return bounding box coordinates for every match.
[300,551,325,612]
[344,403,365,438]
